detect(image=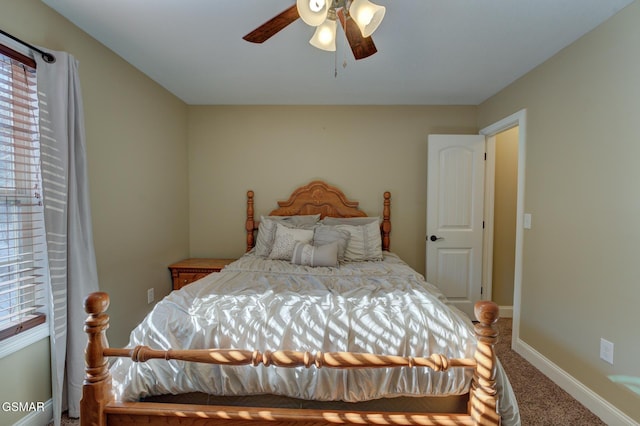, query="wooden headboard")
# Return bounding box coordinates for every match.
[246,180,391,252]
